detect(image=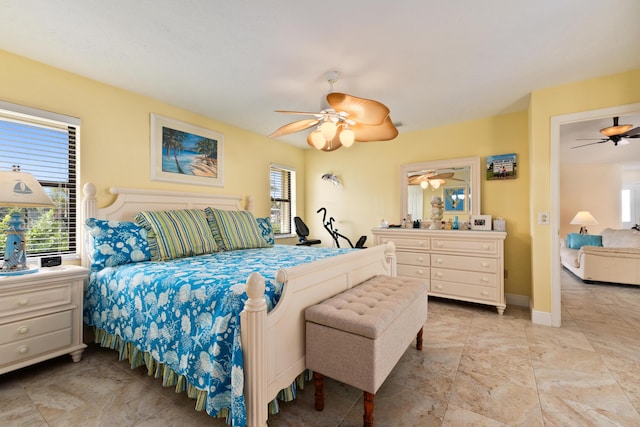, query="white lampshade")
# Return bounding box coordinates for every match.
[420,180,429,189]
[0,169,54,207]
[570,211,598,226]
[320,121,337,140]
[430,180,442,189]
[339,127,355,147]
[310,130,326,149]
